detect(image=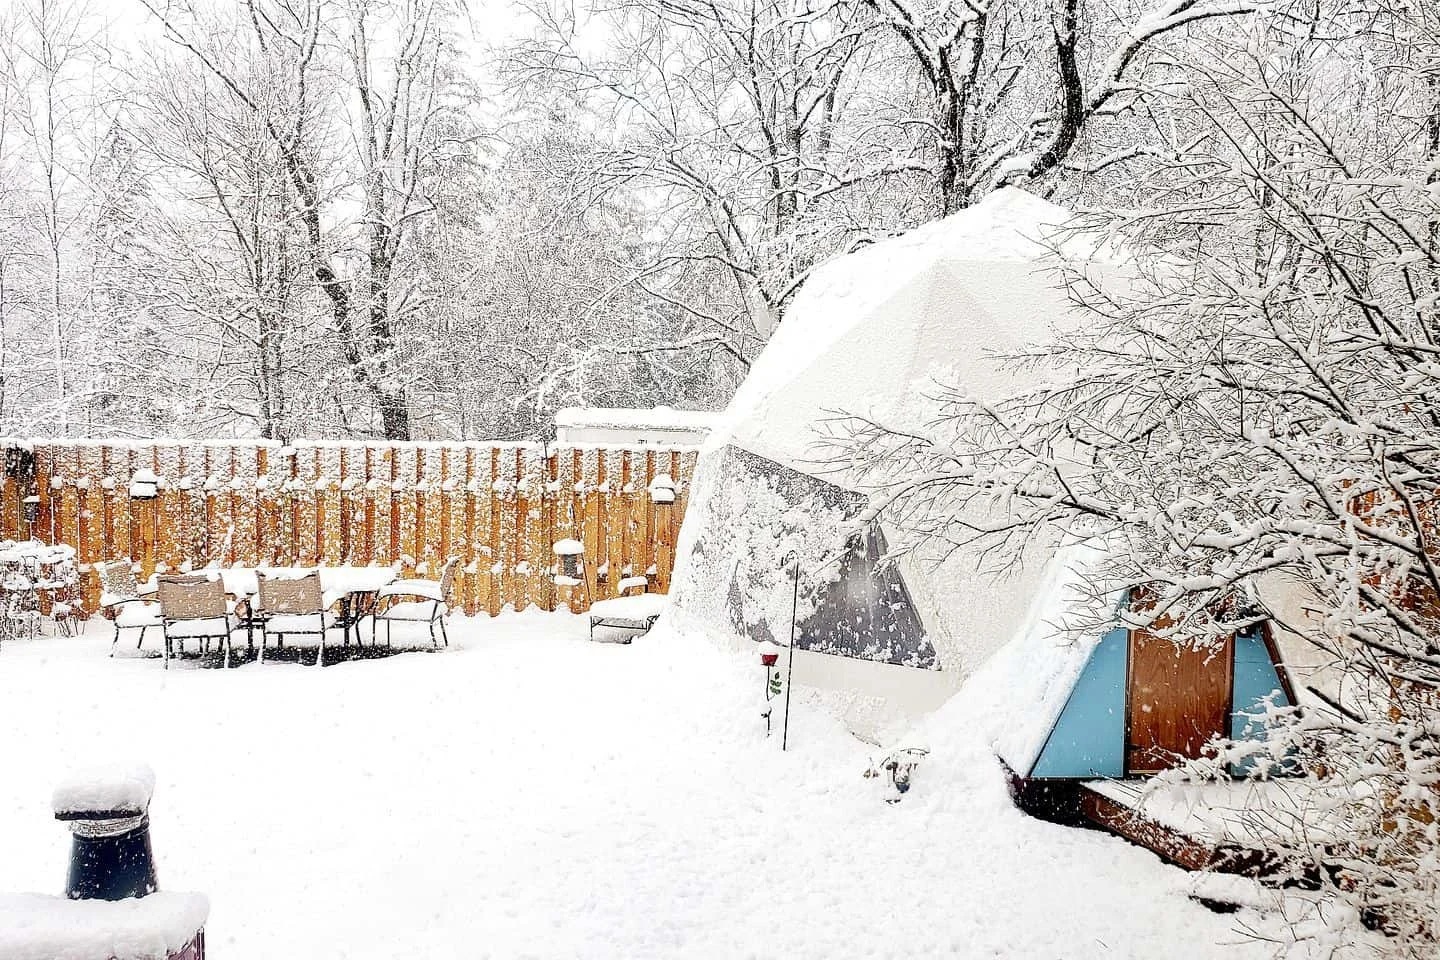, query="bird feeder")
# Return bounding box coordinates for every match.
[758,640,782,667]
[128,469,159,501]
[647,474,677,505]
[552,538,585,582]
[22,495,40,526]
